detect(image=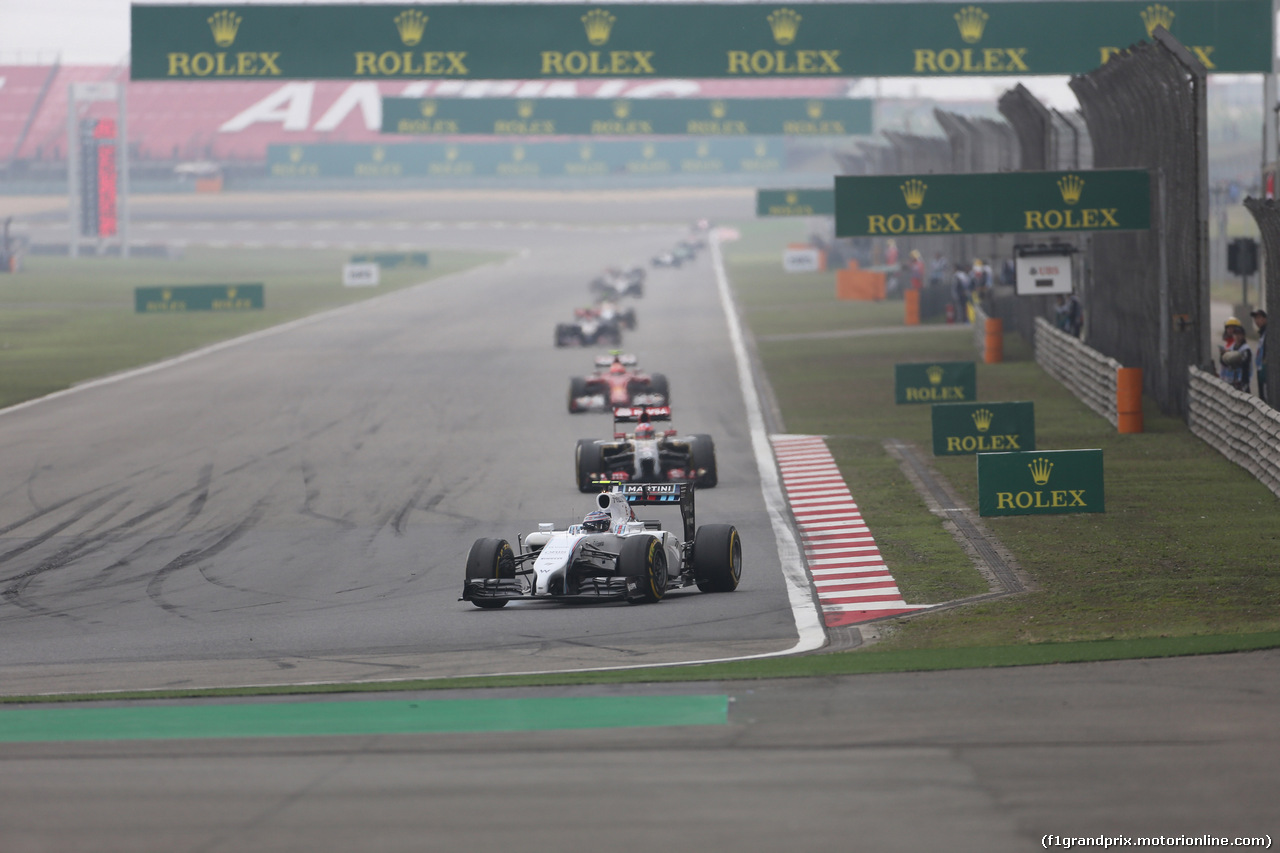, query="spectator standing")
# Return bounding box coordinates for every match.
[908,250,925,291]
[929,251,949,289]
[1218,317,1253,392]
[1252,309,1268,402]
[951,264,972,324]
